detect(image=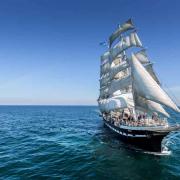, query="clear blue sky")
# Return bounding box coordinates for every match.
[0,0,180,105]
